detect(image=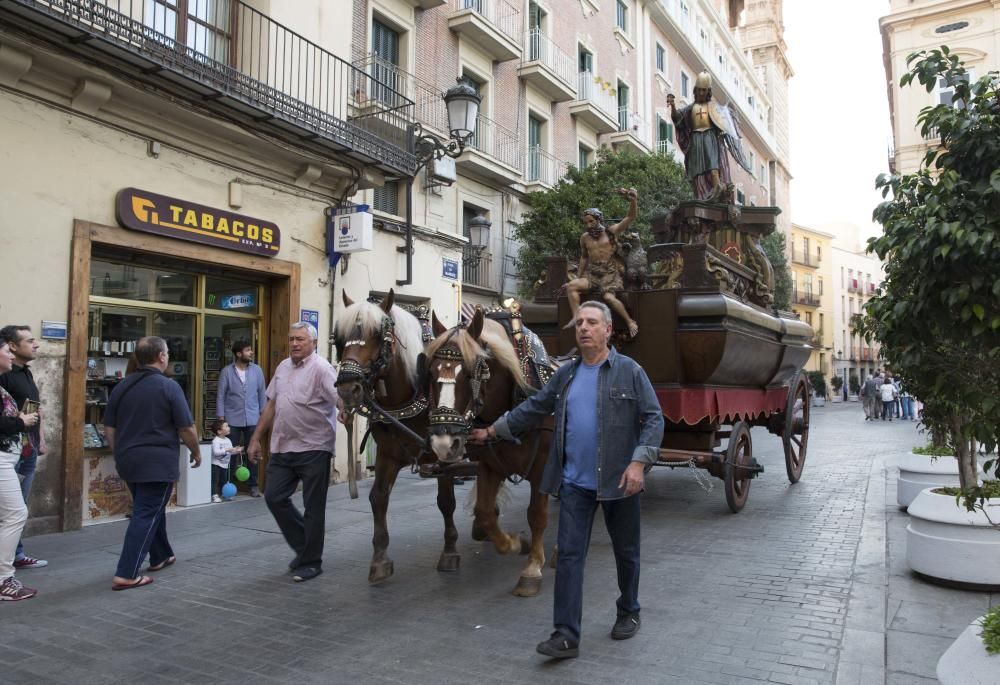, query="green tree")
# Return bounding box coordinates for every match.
[513,147,690,295]
[862,47,1000,500]
[761,231,792,311]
